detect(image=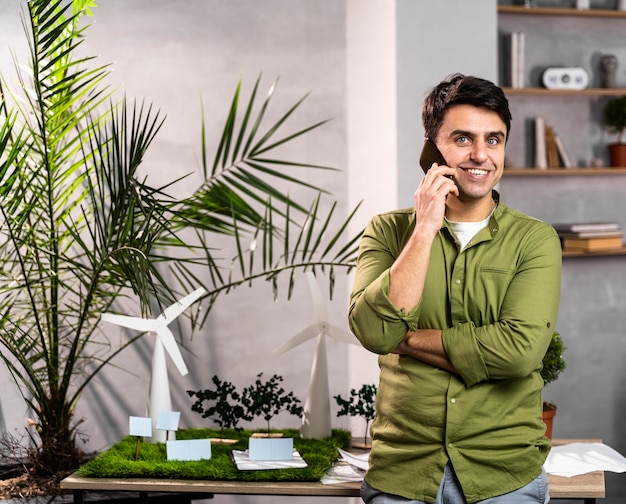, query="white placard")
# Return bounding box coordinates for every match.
[166,438,212,461]
[248,437,294,461]
[129,416,152,437]
[156,411,181,432]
